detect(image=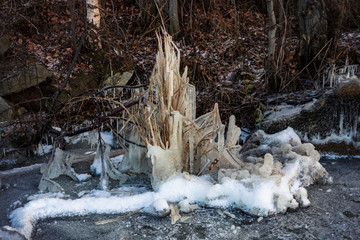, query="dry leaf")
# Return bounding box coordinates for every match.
[170,204,181,224]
